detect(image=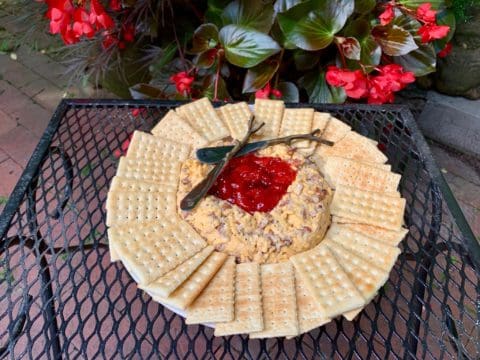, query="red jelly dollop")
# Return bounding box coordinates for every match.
[208,153,297,213]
